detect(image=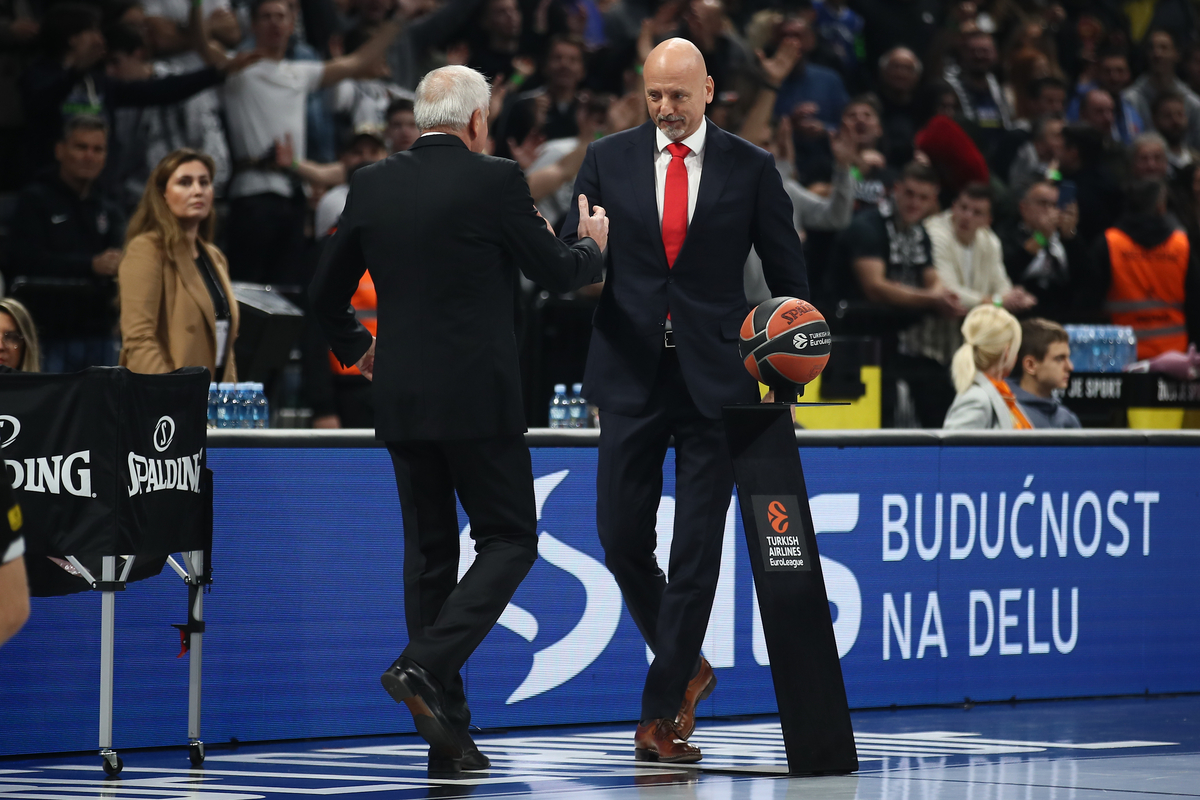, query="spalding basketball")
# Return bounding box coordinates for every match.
[739,297,832,386]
